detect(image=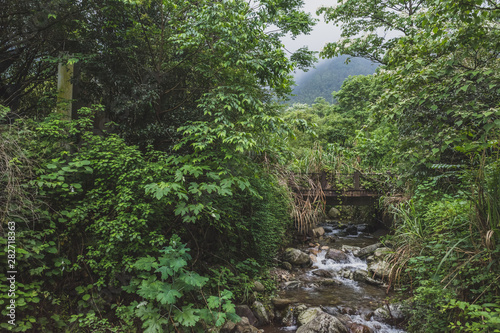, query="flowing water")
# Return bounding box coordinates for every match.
[261,225,406,333]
